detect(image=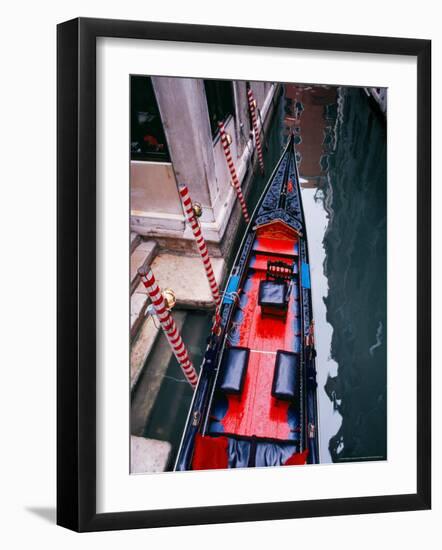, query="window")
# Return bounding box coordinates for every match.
[130,76,170,162]
[204,80,235,137]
